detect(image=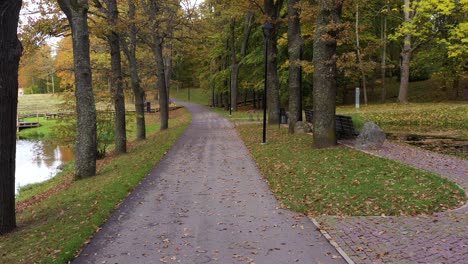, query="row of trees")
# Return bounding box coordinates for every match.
[187,0,465,113]
[1,0,466,235]
[1,0,197,235]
